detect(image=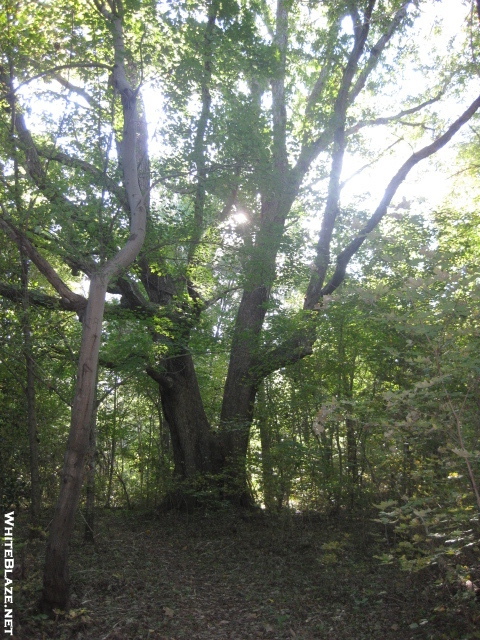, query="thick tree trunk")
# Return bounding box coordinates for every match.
[215,0,293,500]
[218,206,294,503]
[155,351,220,477]
[218,287,268,505]
[220,285,269,453]
[144,19,480,514]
